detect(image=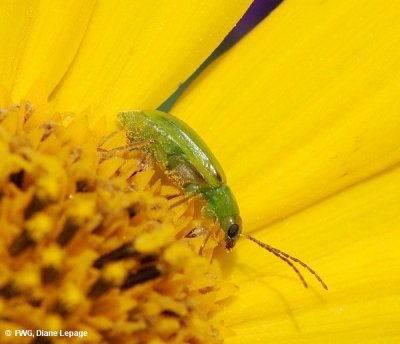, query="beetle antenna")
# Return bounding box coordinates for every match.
[263,244,308,288]
[241,234,328,290]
